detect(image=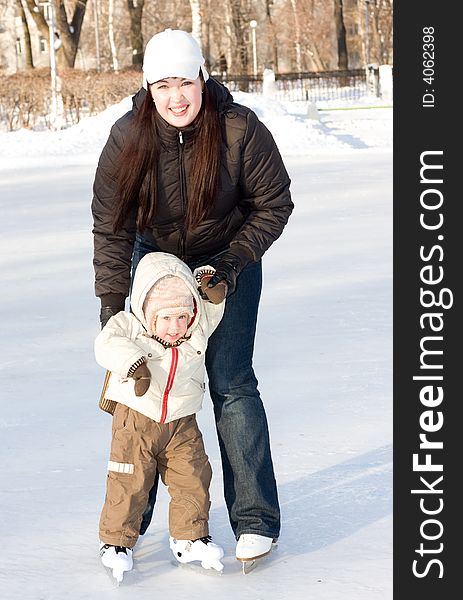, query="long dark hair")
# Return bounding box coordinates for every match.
[113,78,223,233]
